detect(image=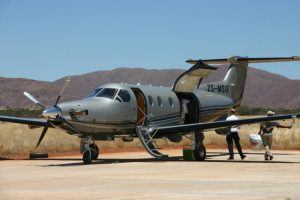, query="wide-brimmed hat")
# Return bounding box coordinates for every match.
[229,109,236,114]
